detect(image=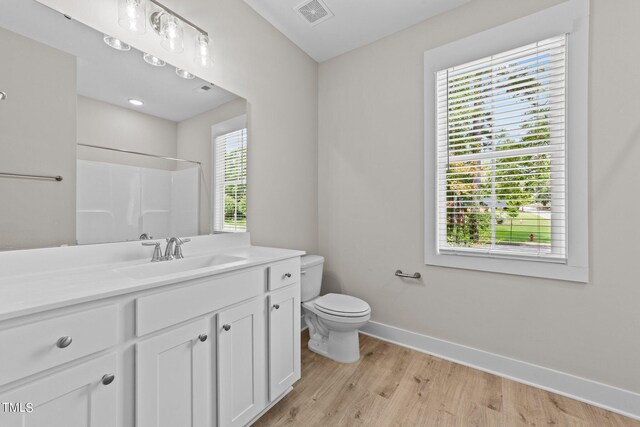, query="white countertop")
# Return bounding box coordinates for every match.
[0,234,305,321]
